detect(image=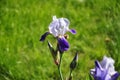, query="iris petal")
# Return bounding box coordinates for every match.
[58,37,69,52]
[95,61,102,69]
[94,61,109,80]
[91,56,120,80]
[111,73,120,80]
[40,32,50,41]
[49,16,71,36]
[69,29,76,34]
